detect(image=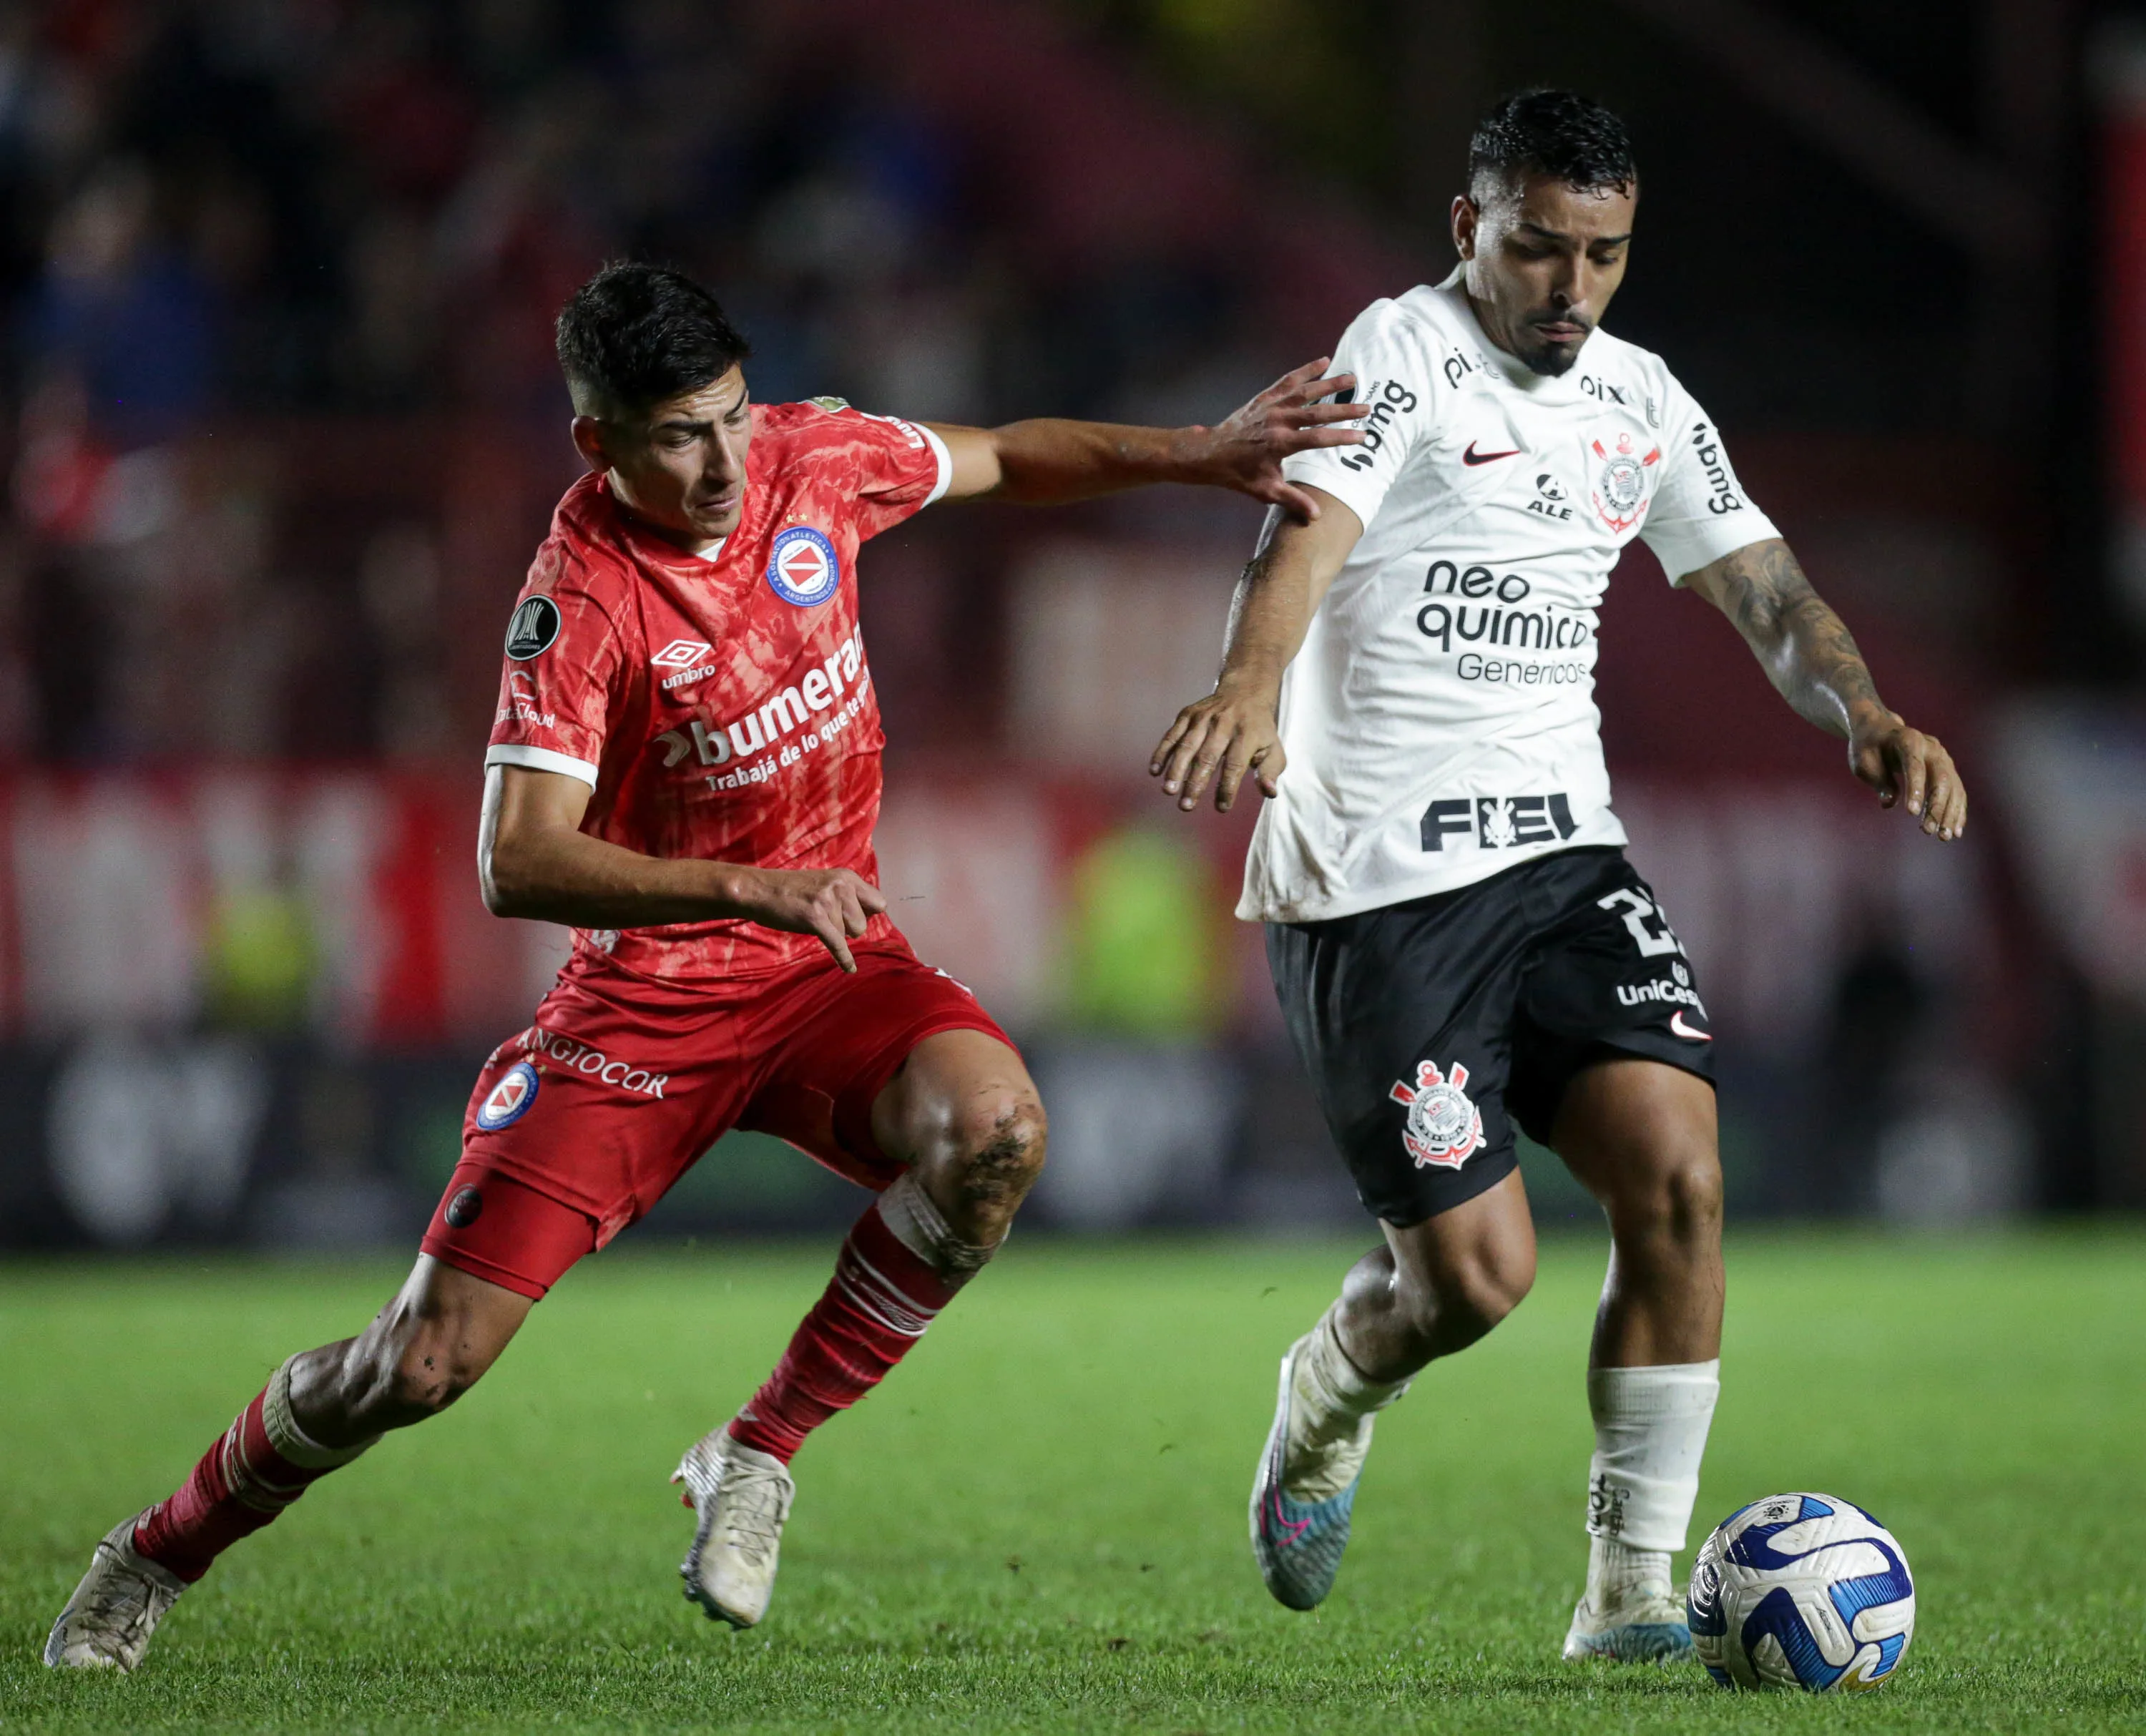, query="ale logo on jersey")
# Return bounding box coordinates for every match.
[1589,431,1662,534]
[1388,1059,1484,1170]
[475,1059,540,1131]
[767,526,840,607]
